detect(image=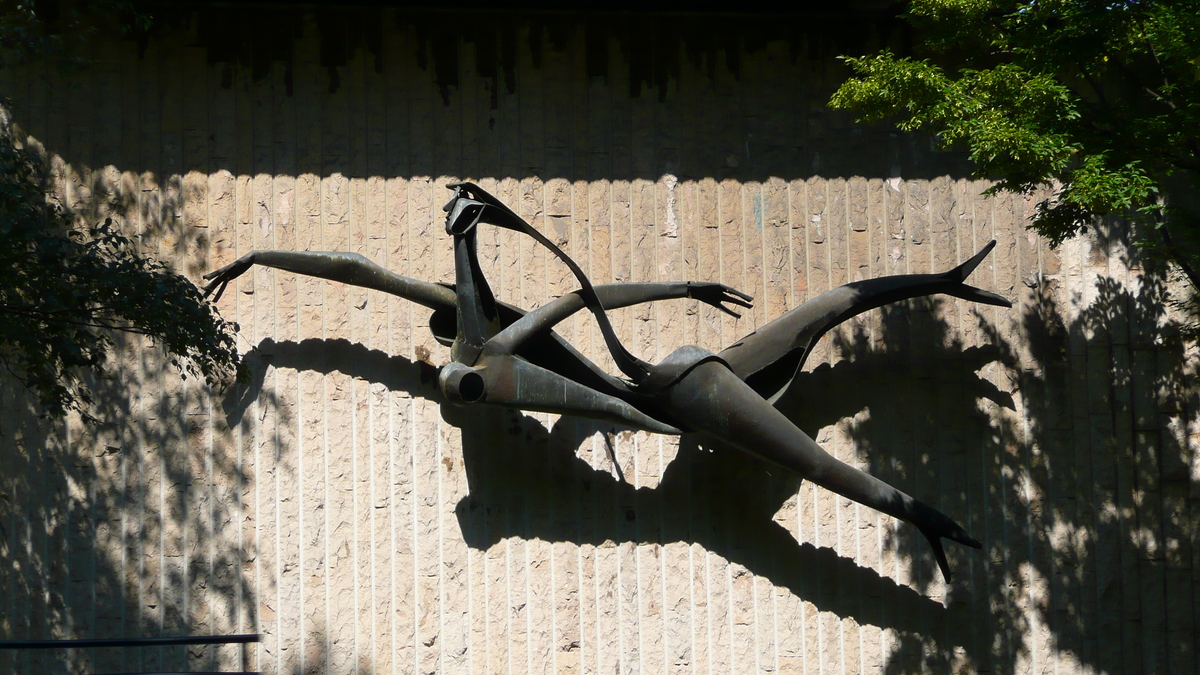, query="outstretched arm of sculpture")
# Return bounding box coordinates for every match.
[203,251,751,326]
[720,240,1012,402]
[483,281,753,357]
[202,251,459,310]
[201,250,748,400]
